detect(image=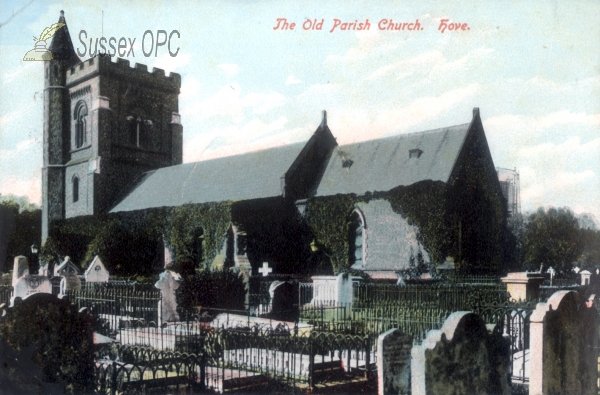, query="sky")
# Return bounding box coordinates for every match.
[0,0,599,221]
